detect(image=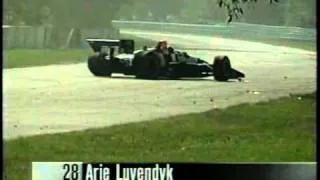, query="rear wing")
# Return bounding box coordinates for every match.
[86,39,135,54]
